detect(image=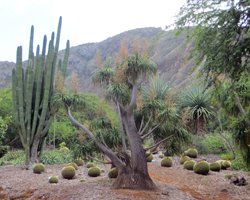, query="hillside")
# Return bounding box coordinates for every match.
[0,27,196,90]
